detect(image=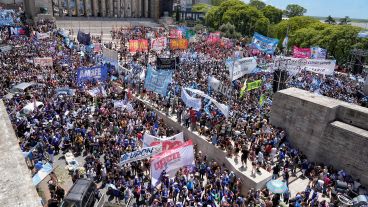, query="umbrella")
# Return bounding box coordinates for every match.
[266,180,288,194]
